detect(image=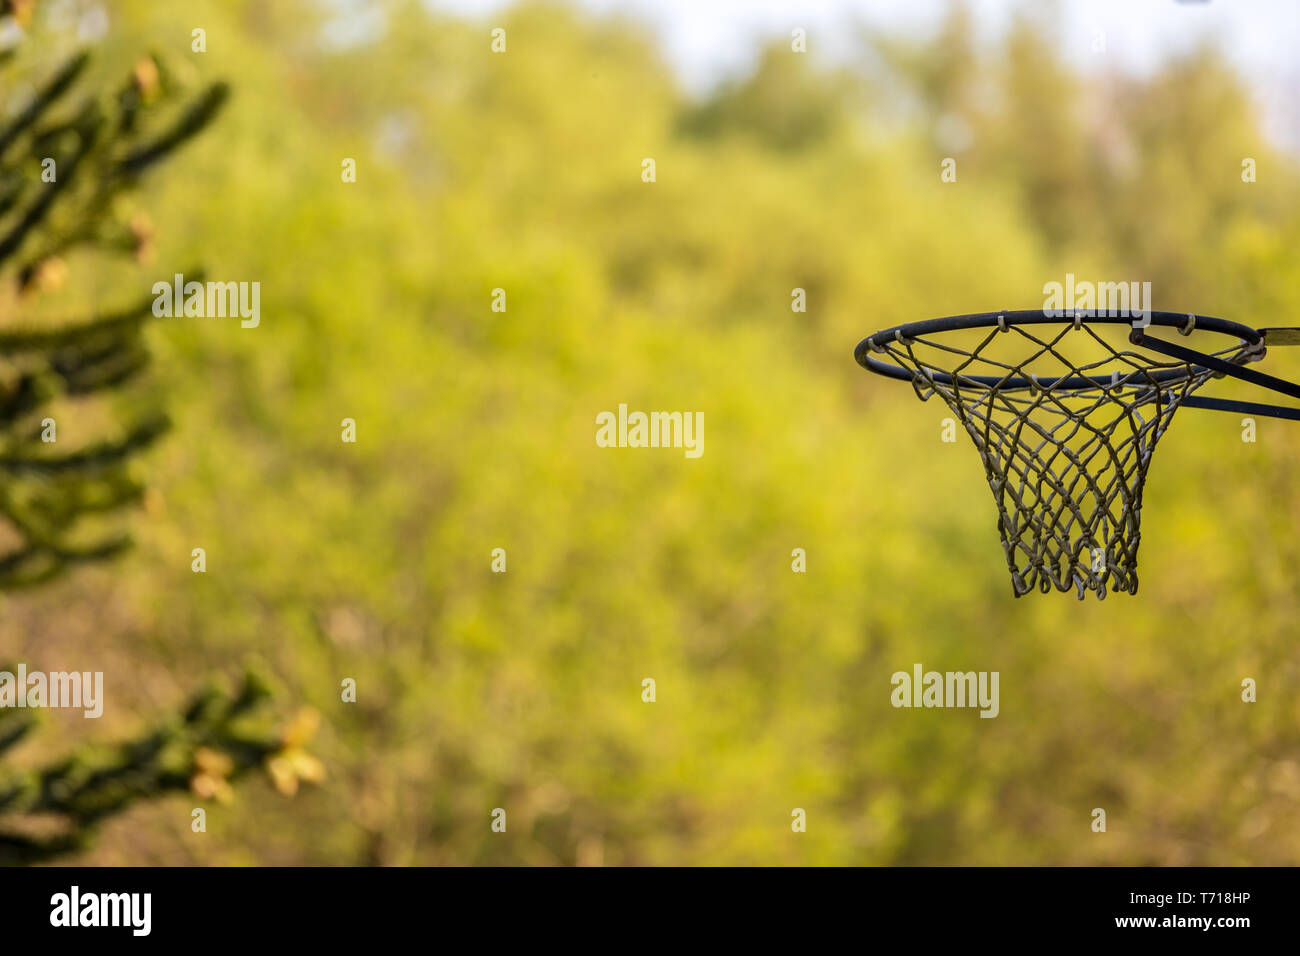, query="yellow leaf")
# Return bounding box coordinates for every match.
[281,707,321,748]
[194,746,235,778]
[287,749,326,785]
[266,756,299,797]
